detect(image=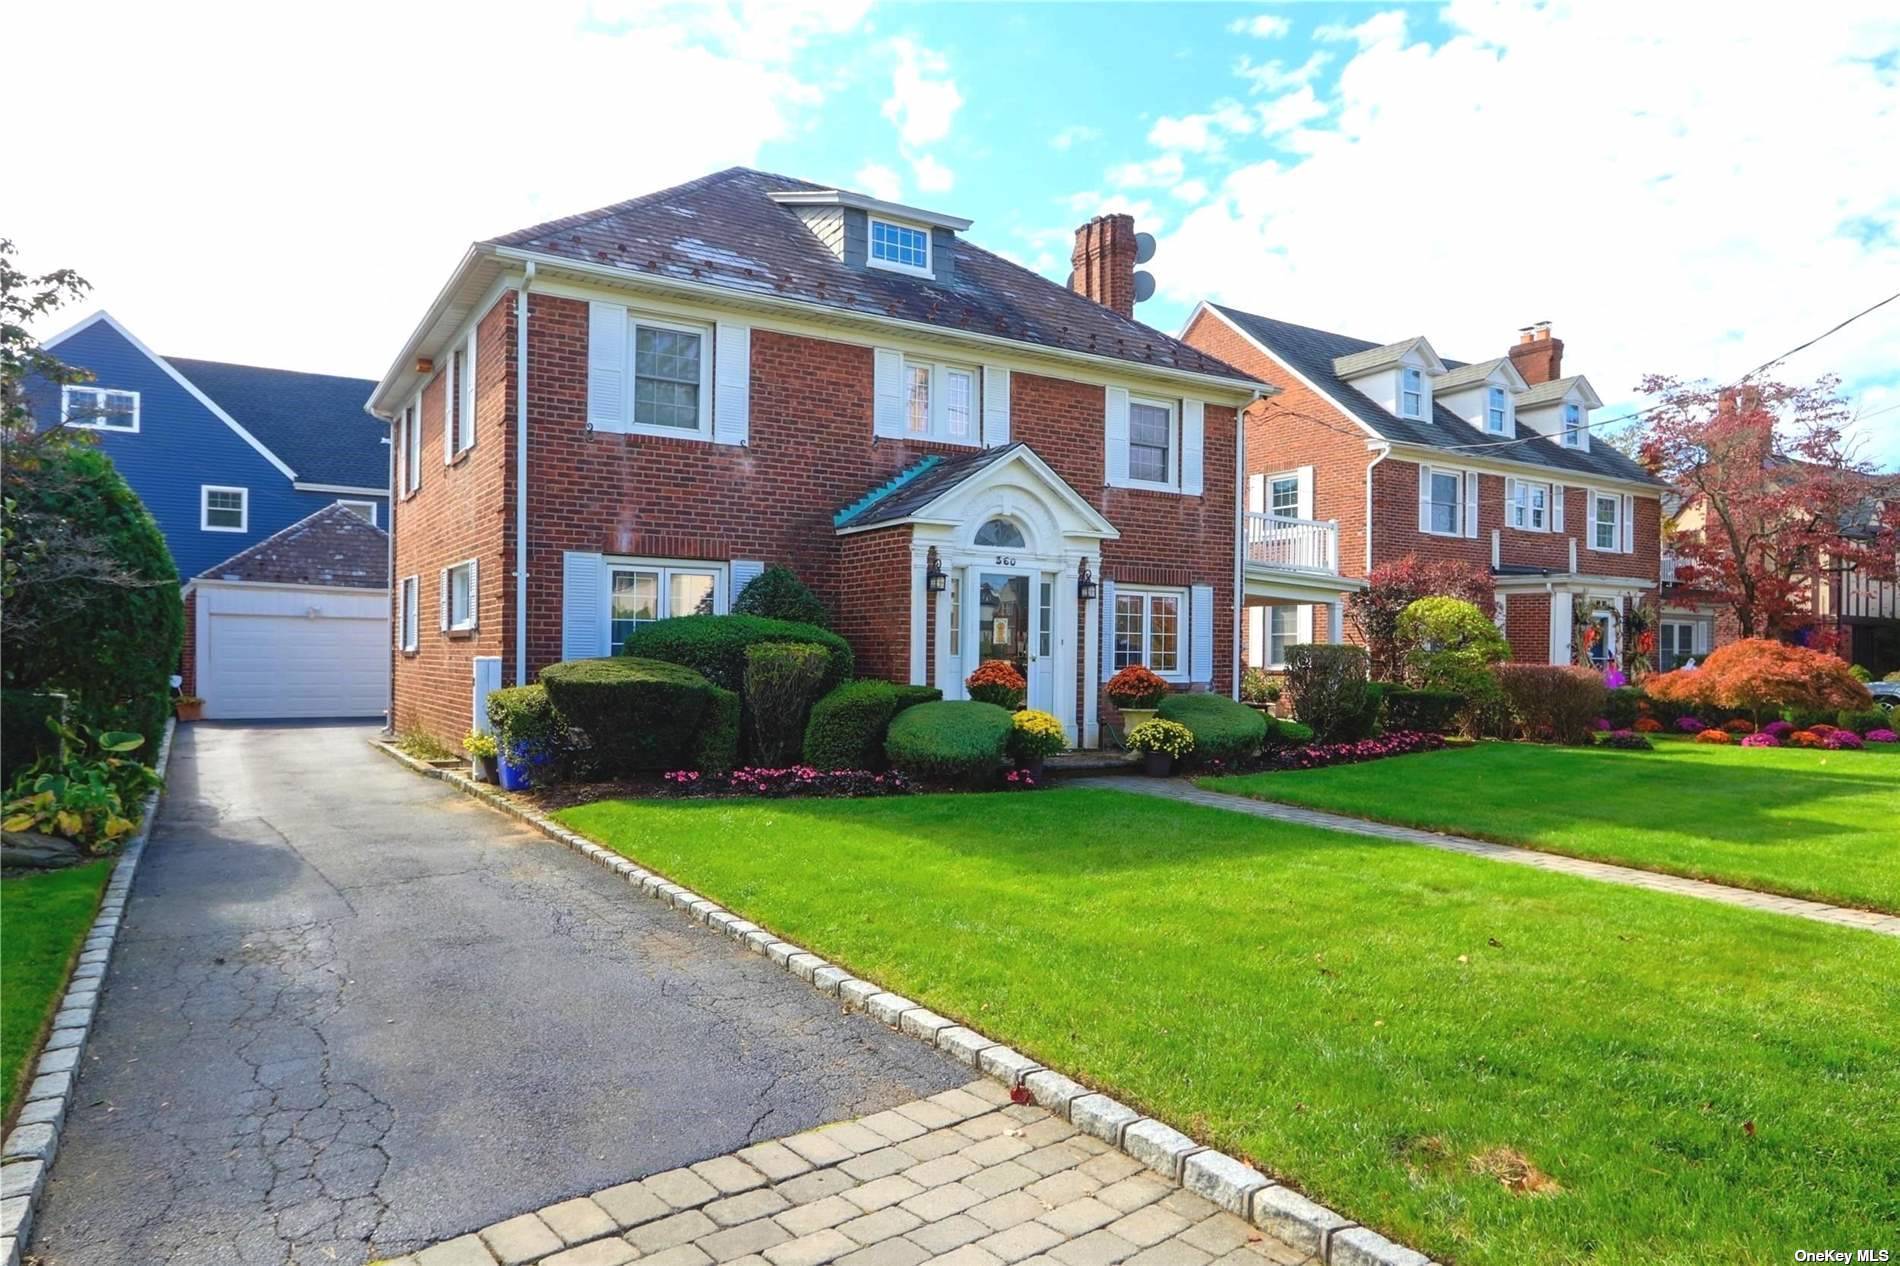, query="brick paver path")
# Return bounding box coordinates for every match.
[1079,776,1900,939]
[379,1079,1312,1266]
